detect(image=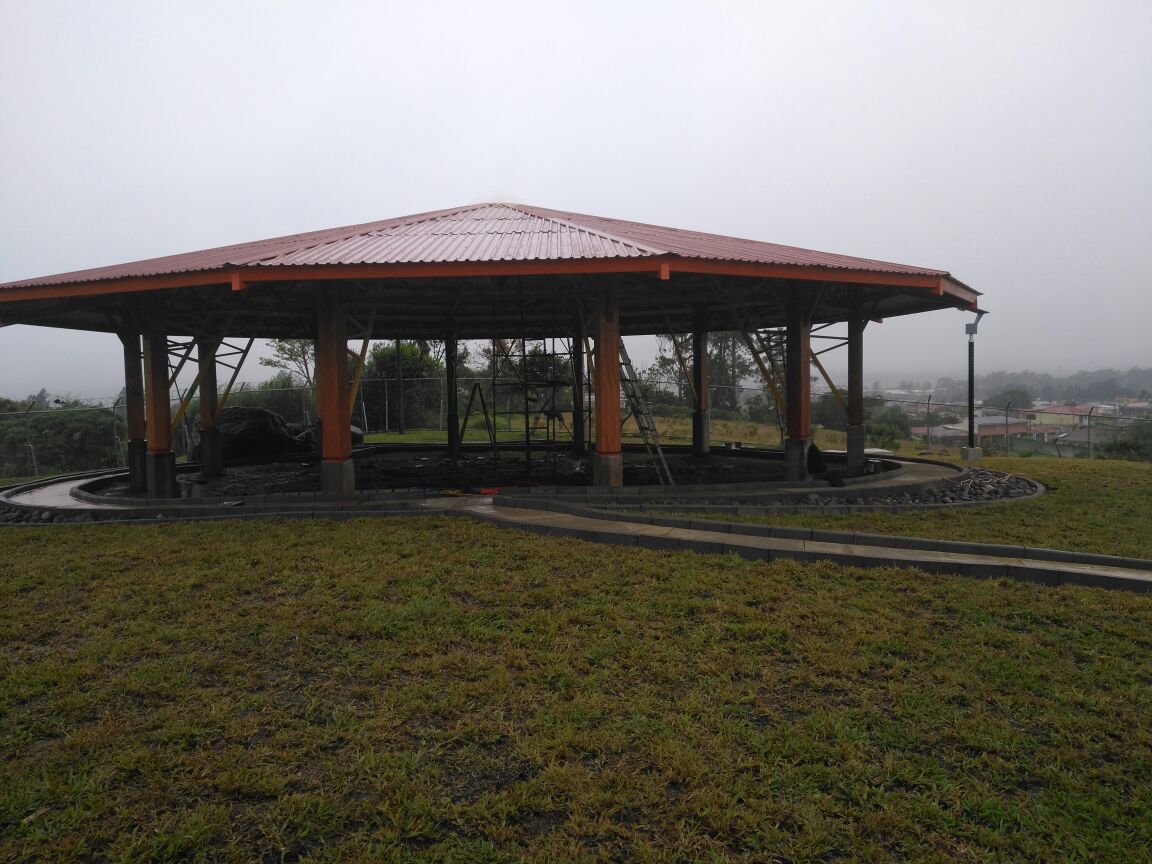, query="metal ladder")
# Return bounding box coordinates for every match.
[618,341,674,486]
[741,328,789,415]
[741,327,849,415]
